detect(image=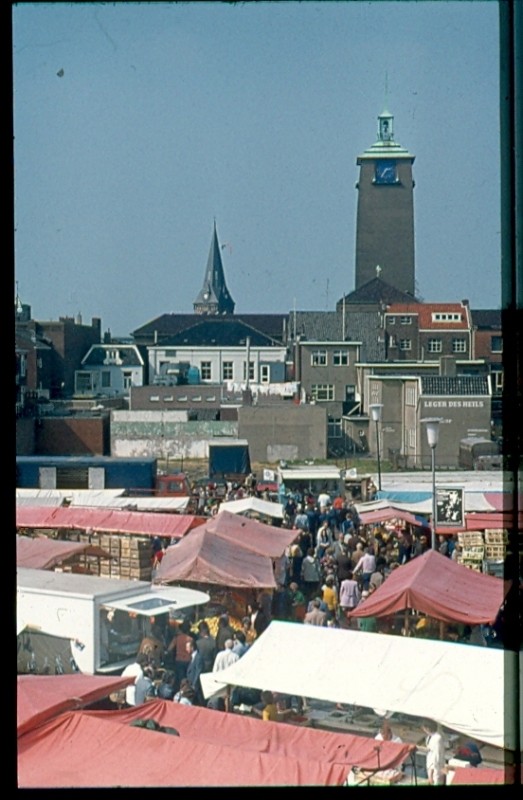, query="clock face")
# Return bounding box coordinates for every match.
[375,160,397,184]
